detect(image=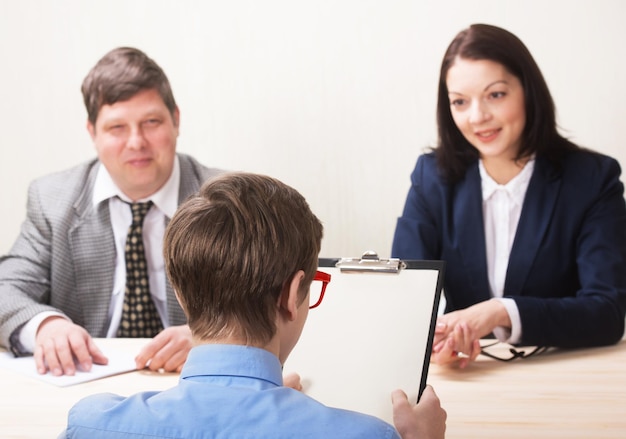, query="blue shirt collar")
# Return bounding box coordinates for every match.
[181,344,284,387]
